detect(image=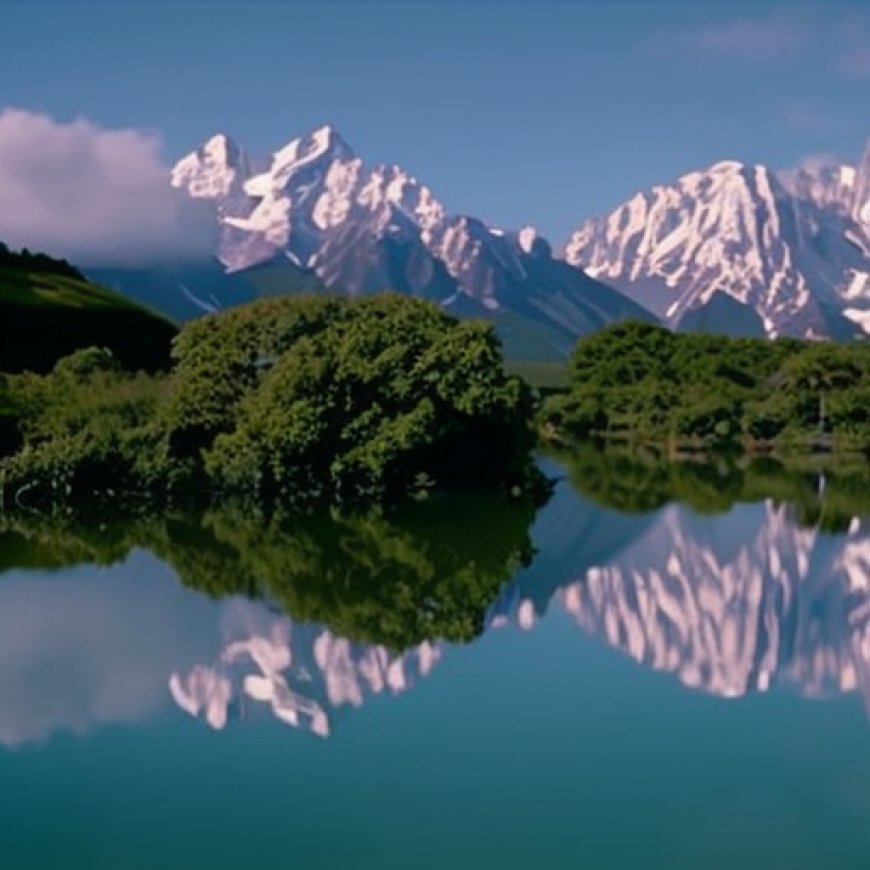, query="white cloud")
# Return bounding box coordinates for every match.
[651,5,870,78]
[0,108,215,267]
[649,6,812,65]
